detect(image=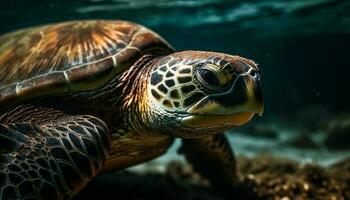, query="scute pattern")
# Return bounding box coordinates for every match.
[0,20,139,86]
[0,20,174,112]
[204,56,240,82]
[149,57,205,111]
[0,115,110,199]
[148,54,248,112]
